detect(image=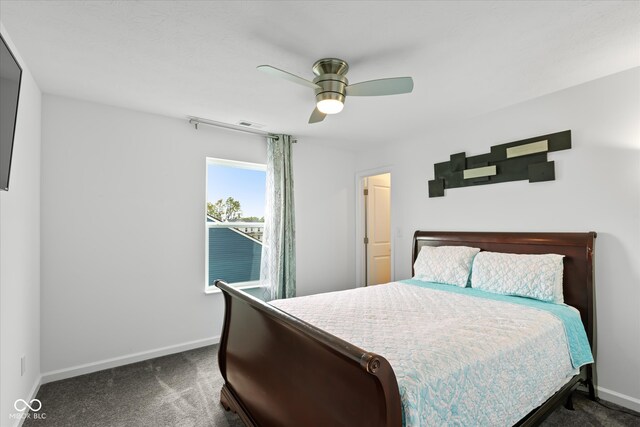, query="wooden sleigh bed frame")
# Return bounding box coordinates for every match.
[215,231,597,426]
